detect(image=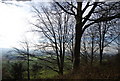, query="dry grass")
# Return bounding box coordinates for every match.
[56,65,120,79]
